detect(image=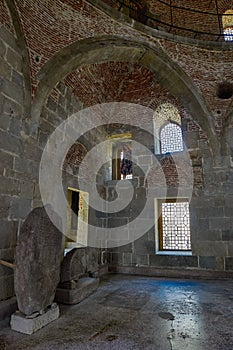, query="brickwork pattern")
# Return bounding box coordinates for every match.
[14,0,138,86]
[0,0,231,138]
[103,0,233,40]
